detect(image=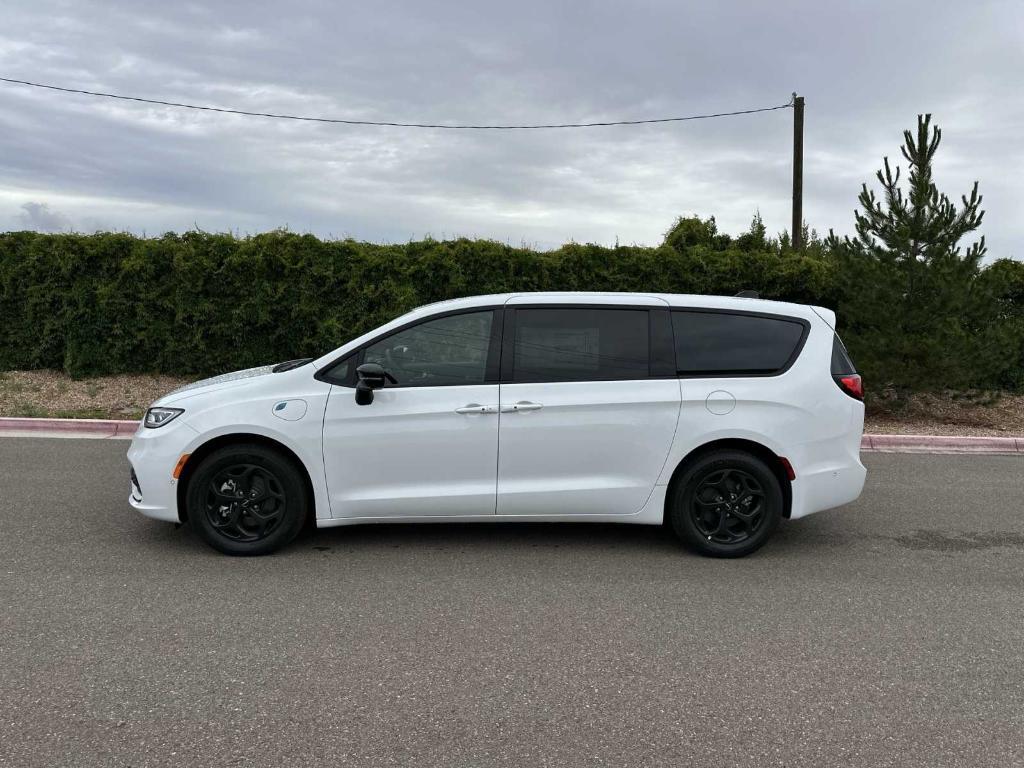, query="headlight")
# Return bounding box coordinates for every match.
[144,407,184,429]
